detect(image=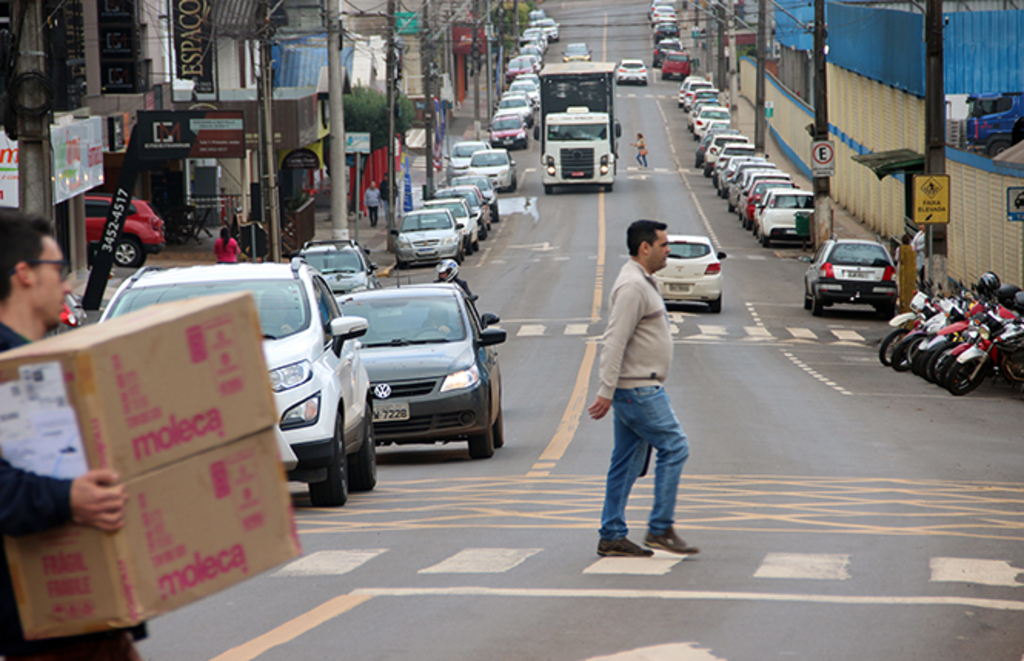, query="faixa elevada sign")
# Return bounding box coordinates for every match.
[136,110,245,160]
[172,0,214,94]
